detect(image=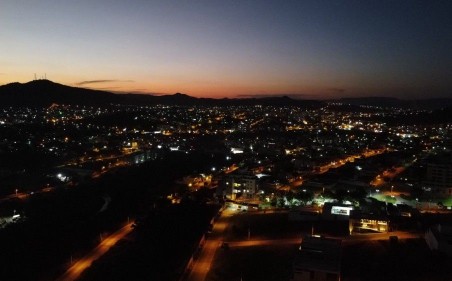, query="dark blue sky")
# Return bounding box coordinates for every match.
[1,0,451,98]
